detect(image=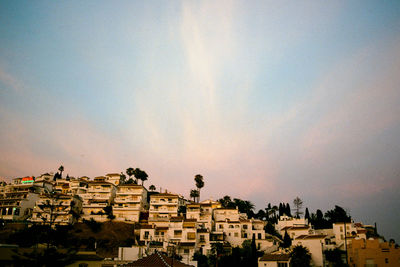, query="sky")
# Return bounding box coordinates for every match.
[1,1,400,241]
